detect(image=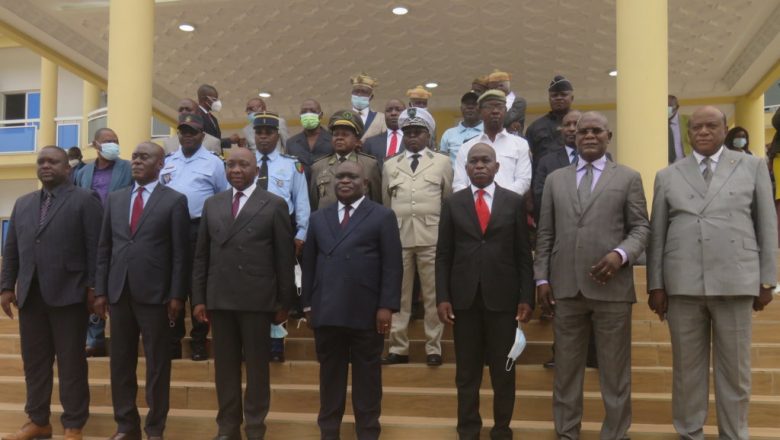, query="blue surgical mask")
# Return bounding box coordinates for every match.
[247,112,256,124]
[668,106,675,118]
[733,138,747,149]
[351,95,370,111]
[99,142,120,161]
